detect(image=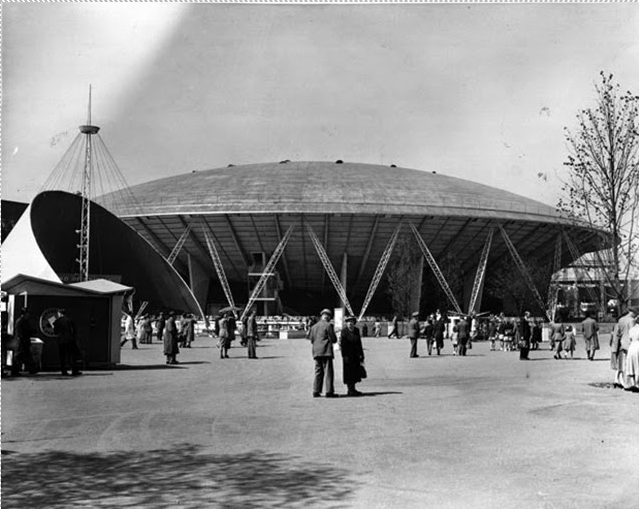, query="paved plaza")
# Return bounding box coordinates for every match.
[2,334,637,508]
